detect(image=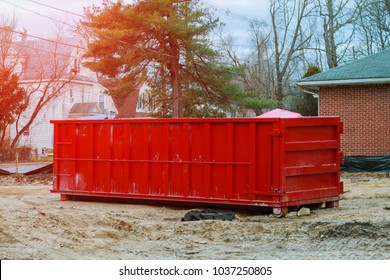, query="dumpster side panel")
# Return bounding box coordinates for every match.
[93,123,108,193]
[51,118,342,211]
[281,118,342,204]
[233,123,252,200]
[255,122,276,196]
[210,123,228,198]
[111,123,128,193]
[74,123,91,192]
[54,123,74,192]
[169,123,186,196]
[188,122,209,198]
[129,123,146,194]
